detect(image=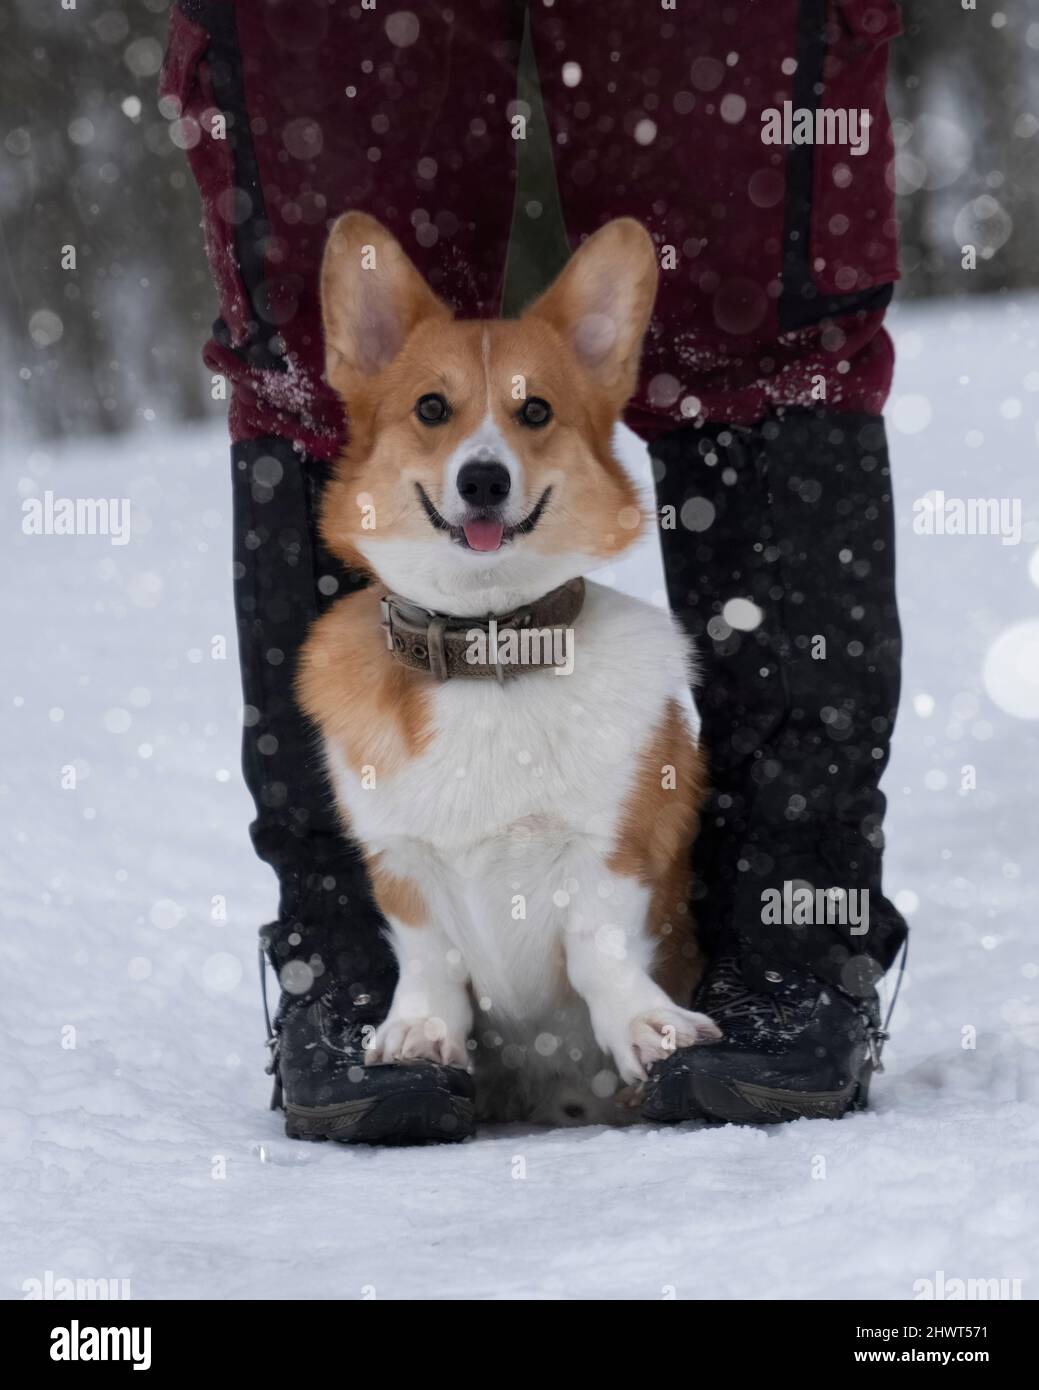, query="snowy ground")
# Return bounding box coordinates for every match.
[2,295,1038,1301]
